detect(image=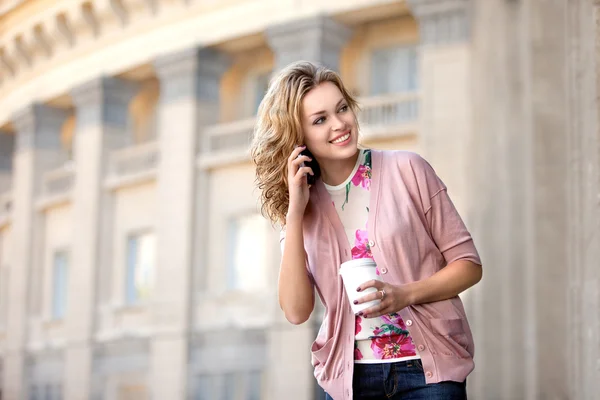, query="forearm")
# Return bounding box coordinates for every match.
[278,215,314,325]
[406,260,482,306]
